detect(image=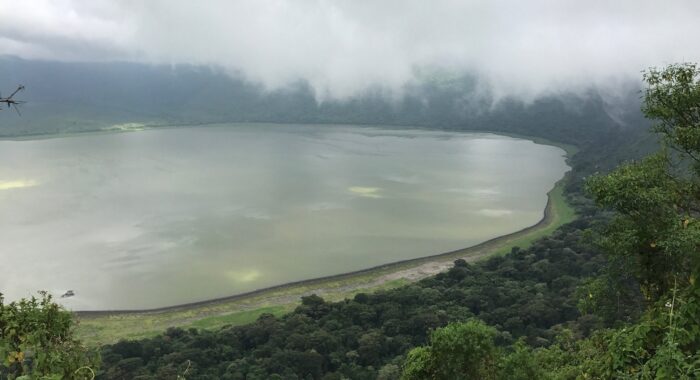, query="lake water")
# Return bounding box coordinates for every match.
[0,124,568,310]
